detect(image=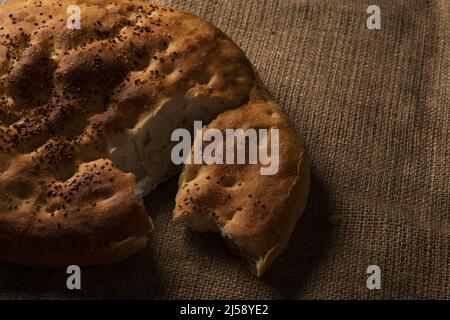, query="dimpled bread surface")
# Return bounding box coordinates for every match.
[0,0,310,275]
